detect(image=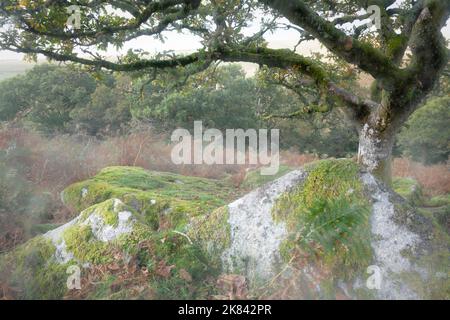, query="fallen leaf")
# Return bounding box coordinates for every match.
[179,269,192,282]
[155,260,175,278]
